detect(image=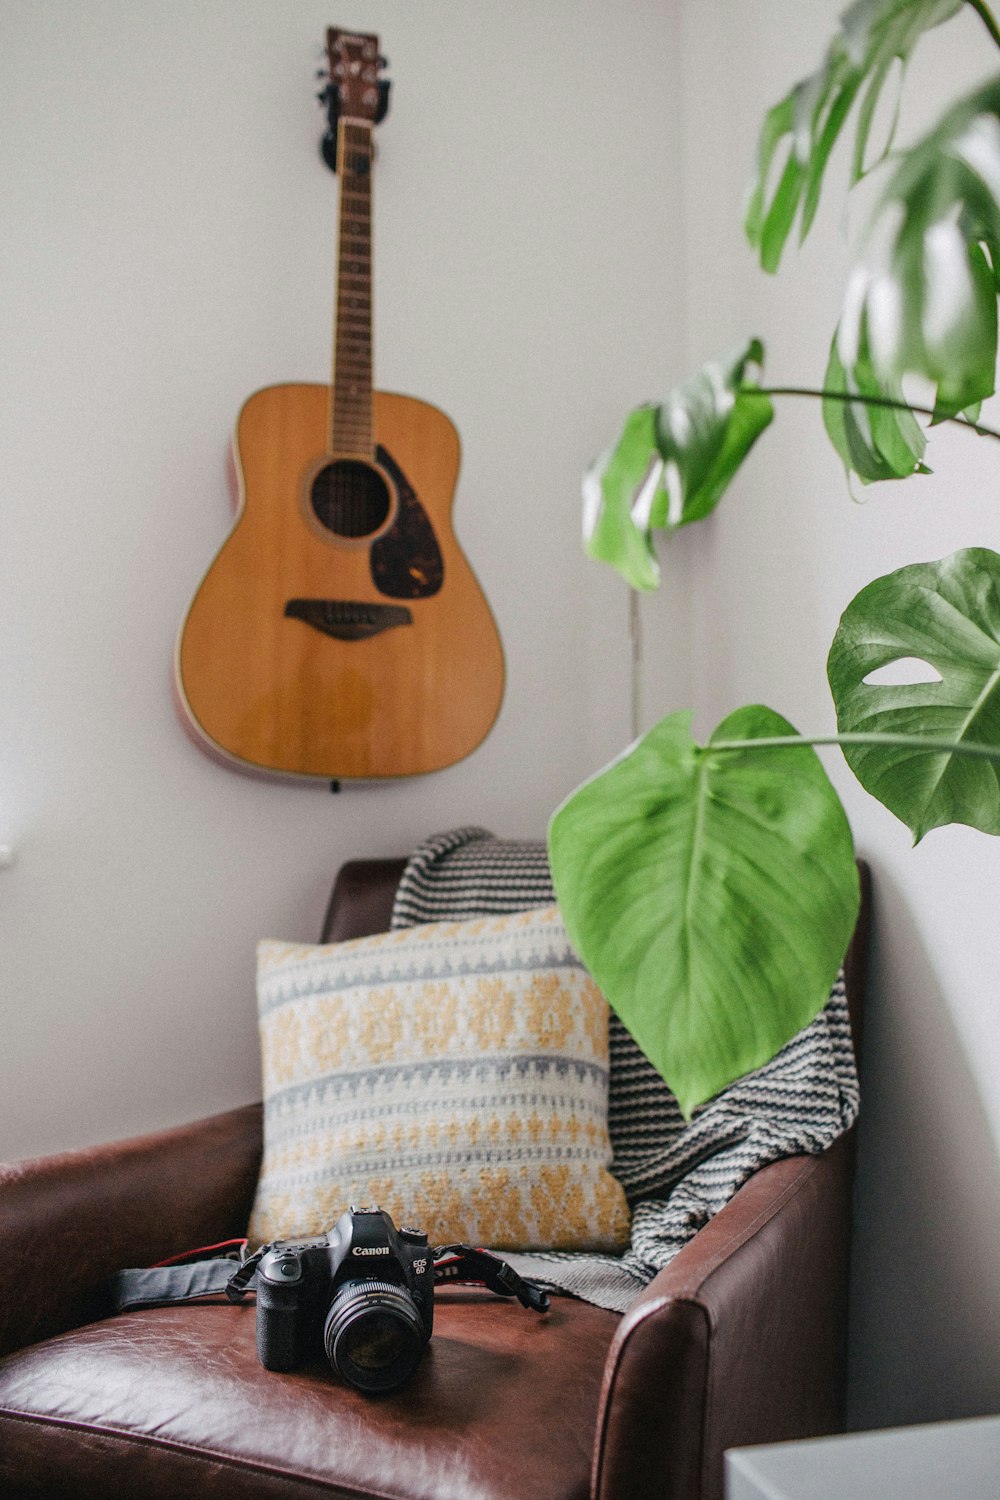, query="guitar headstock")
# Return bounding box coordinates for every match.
[324,27,388,123]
